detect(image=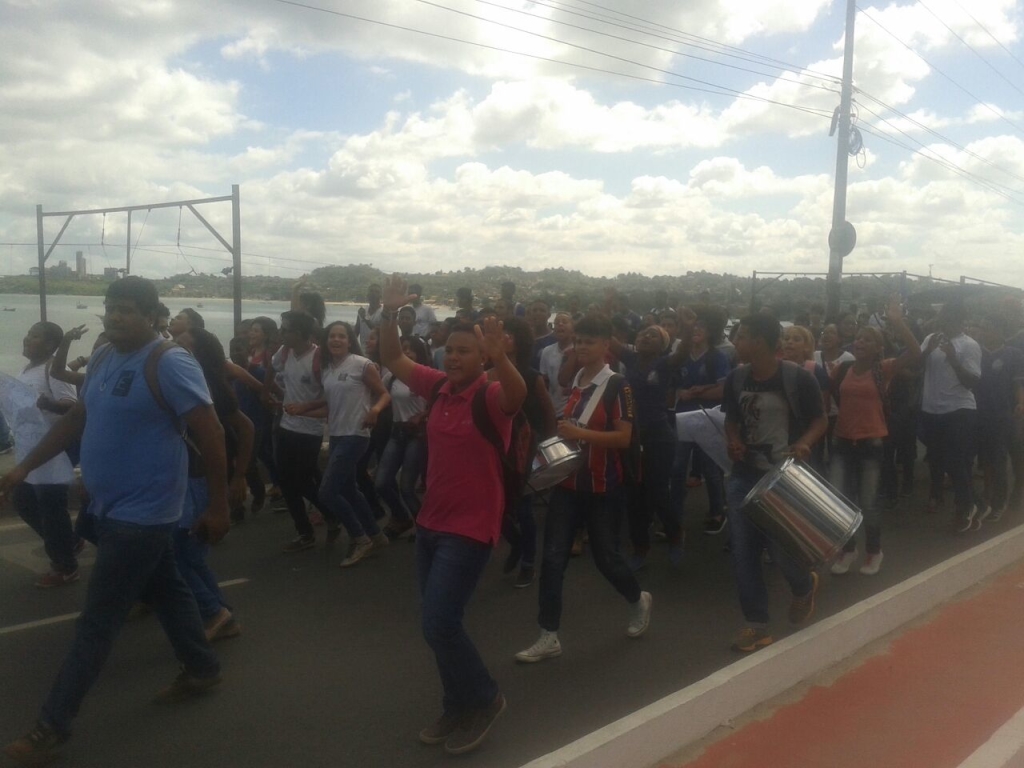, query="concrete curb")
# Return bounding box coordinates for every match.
[518,525,1024,768]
